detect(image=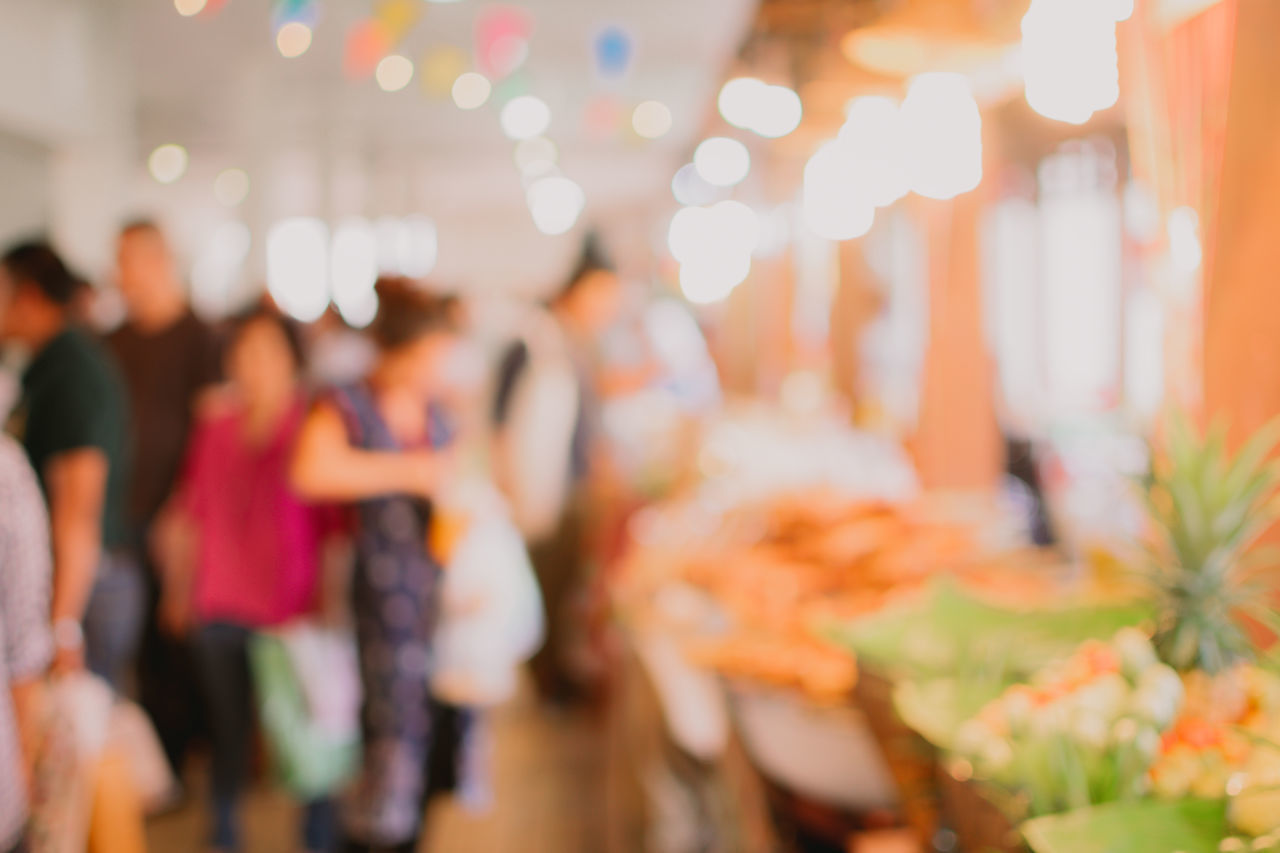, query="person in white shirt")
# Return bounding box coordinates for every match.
[0,434,54,853]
